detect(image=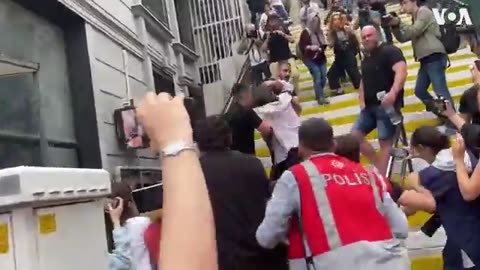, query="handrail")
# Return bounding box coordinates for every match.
[221,43,253,114]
